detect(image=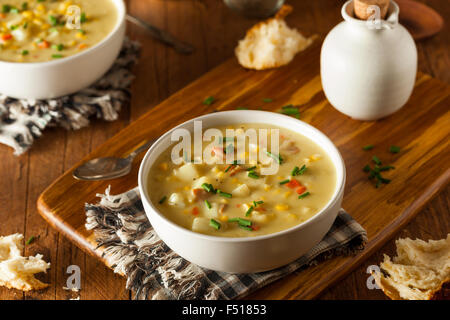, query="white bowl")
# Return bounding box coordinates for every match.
[138,111,346,273]
[0,0,126,100]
